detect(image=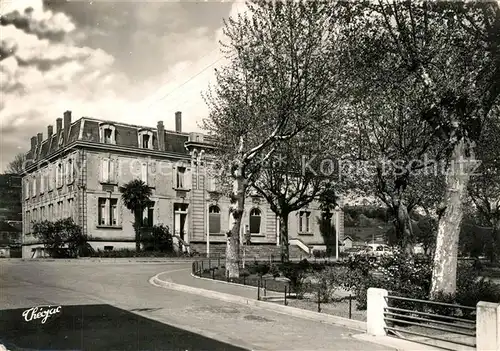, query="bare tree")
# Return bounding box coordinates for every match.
[202,0,340,277]
[5,153,26,175]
